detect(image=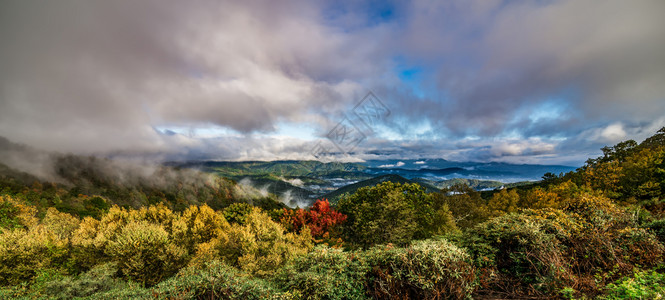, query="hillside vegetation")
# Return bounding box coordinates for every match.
[1,128,665,299]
